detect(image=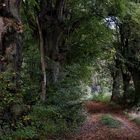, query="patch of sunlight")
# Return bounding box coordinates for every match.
[92,92,111,103]
[126,111,140,125]
[80,85,93,101]
[128,112,140,119]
